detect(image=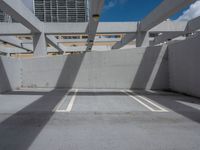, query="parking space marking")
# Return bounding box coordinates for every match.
[54,89,78,112]
[121,90,168,112]
[136,95,168,112]
[53,90,71,112]
[65,89,78,112]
